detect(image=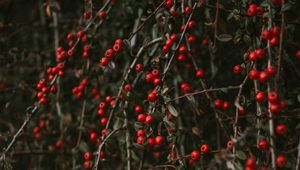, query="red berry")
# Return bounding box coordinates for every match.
[39,120,46,128]
[152,69,160,77]
[165,39,173,48]
[124,83,133,92]
[214,99,223,108]
[279,101,286,109]
[137,136,145,144]
[90,132,98,142]
[33,127,40,134]
[163,45,170,54]
[273,0,284,5]
[200,144,210,154]
[136,64,143,72]
[112,0,118,4]
[177,54,186,62]
[272,26,281,37]
[275,124,287,135]
[296,50,300,59]
[115,39,124,46]
[84,152,93,160]
[248,4,257,17]
[55,139,63,150]
[145,115,154,125]
[83,161,92,169]
[105,96,113,103]
[113,44,122,53]
[146,73,154,83]
[100,117,108,126]
[222,101,231,110]
[268,91,279,104]
[262,29,272,40]
[137,114,146,122]
[187,35,196,44]
[155,135,165,146]
[98,10,107,19]
[202,39,208,46]
[148,138,156,147]
[77,30,84,38]
[187,20,196,30]
[267,66,277,75]
[99,102,106,109]
[246,157,257,168]
[83,11,91,20]
[276,155,287,168]
[249,69,260,80]
[256,49,265,59]
[105,49,115,58]
[134,105,143,114]
[101,129,108,137]
[184,6,193,14]
[97,109,105,117]
[165,0,174,8]
[66,33,74,41]
[179,45,188,54]
[269,37,279,46]
[227,140,233,149]
[153,151,162,158]
[270,103,280,113]
[249,51,259,61]
[148,93,157,102]
[238,107,246,115]
[259,71,270,82]
[137,129,146,137]
[50,85,57,93]
[256,91,266,102]
[190,150,201,161]
[170,34,178,42]
[258,139,269,151]
[233,64,243,74]
[196,69,205,78]
[101,57,110,66]
[153,77,162,86]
